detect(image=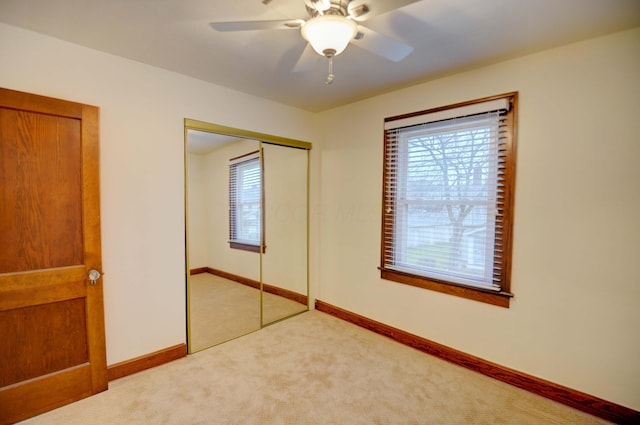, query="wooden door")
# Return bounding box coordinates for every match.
[0,88,107,424]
